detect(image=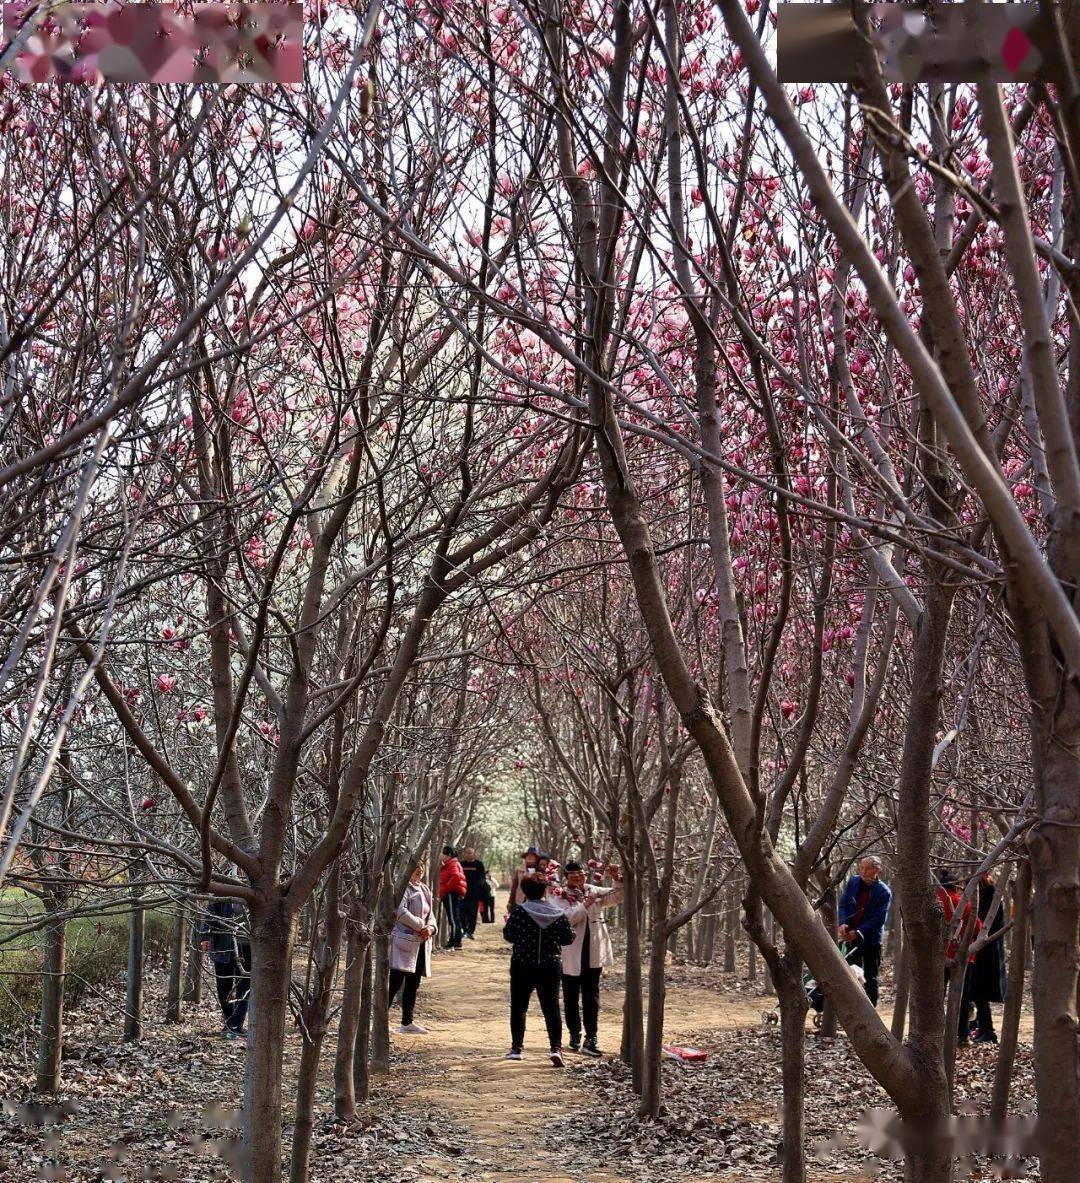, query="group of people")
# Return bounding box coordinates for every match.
[196,847,1007,1062]
[436,845,497,950]
[386,842,623,1064]
[837,855,1007,1045]
[502,845,623,1064]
